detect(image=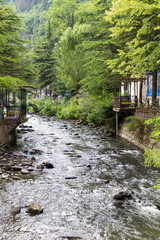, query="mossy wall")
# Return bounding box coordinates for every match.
[119,120,160,150]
